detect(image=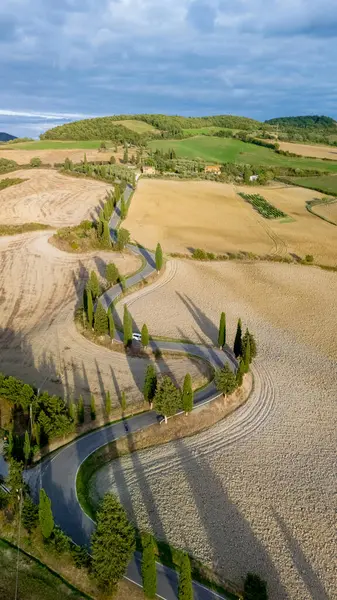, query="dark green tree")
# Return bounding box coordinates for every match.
[33,422,41,447]
[155,243,163,273]
[218,312,226,348]
[108,310,115,339]
[236,357,245,387]
[141,532,157,599]
[233,318,243,358]
[153,376,181,423]
[86,286,93,327]
[102,220,111,246]
[215,364,238,397]
[90,394,96,420]
[244,336,251,373]
[123,145,129,164]
[105,391,111,416]
[91,493,135,592]
[123,304,132,347]
[39,489,54,540]
[143,364,157,407]
[94,301,108,335]
[22,495,38,533]
[120,197,127,220]
[68,401,77,424]
[78,395,85,424]
[89,271,100,300]
[141,323,149,348]
[6,459,24,511]
[23,430,31,463]
[181,373,193,415]
[178,553,193,600]
[243,573,268,600]
[106,263,120,286]
[116,227,130,250]
[110,155,116,164]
